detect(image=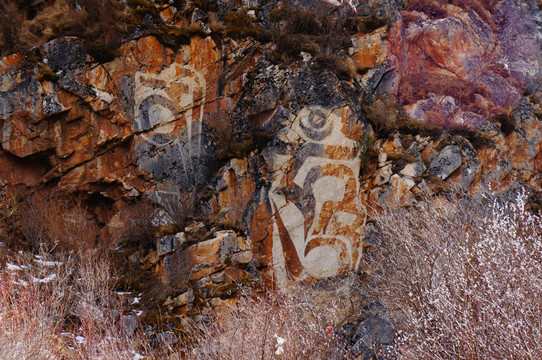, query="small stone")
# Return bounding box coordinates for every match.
[185,221,205,234]
[430,144,462,180]
[174,232,187,247]
[173,289,194,307]
[119,315,140,336]
[230,250,253,265]
[400,160,426,178]
[209,298,223,307]
[156,235,176,257]
[196,276,212,288]
[210,272,226,283]
[143,250,158,265]
[373,164,392,186]
[378,151,388,166]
